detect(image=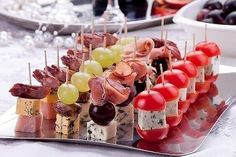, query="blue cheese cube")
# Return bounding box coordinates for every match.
[55,114,80,135]
[166,99,178,116]
[187,78,196,93]
[87,120,117,141]
[179,88,187,101]
[80,101,91,122]
[116,123,134,141]
[196,67,205,83]
[115,104,134,125]
[205,56,220,76]
[138,109,166,130]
